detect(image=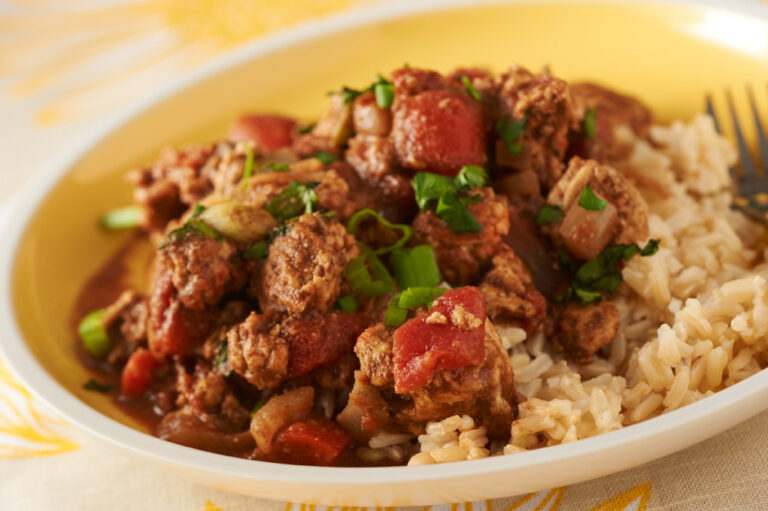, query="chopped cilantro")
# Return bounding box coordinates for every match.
[460,75,482,102]
[411,166,487,233]
[240,146,255,189]
[584,108,597,138]
[83,379,112,393]
[298,123,315,135]
[561,239,661,305]
[537,204,564,225]
[262,162,290,172]
[264,181,319,221]
[435,192,482,233]
[314,151,338,164]
[455,165,488,190]
[495,113,529,155]
[578,185,607,211]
